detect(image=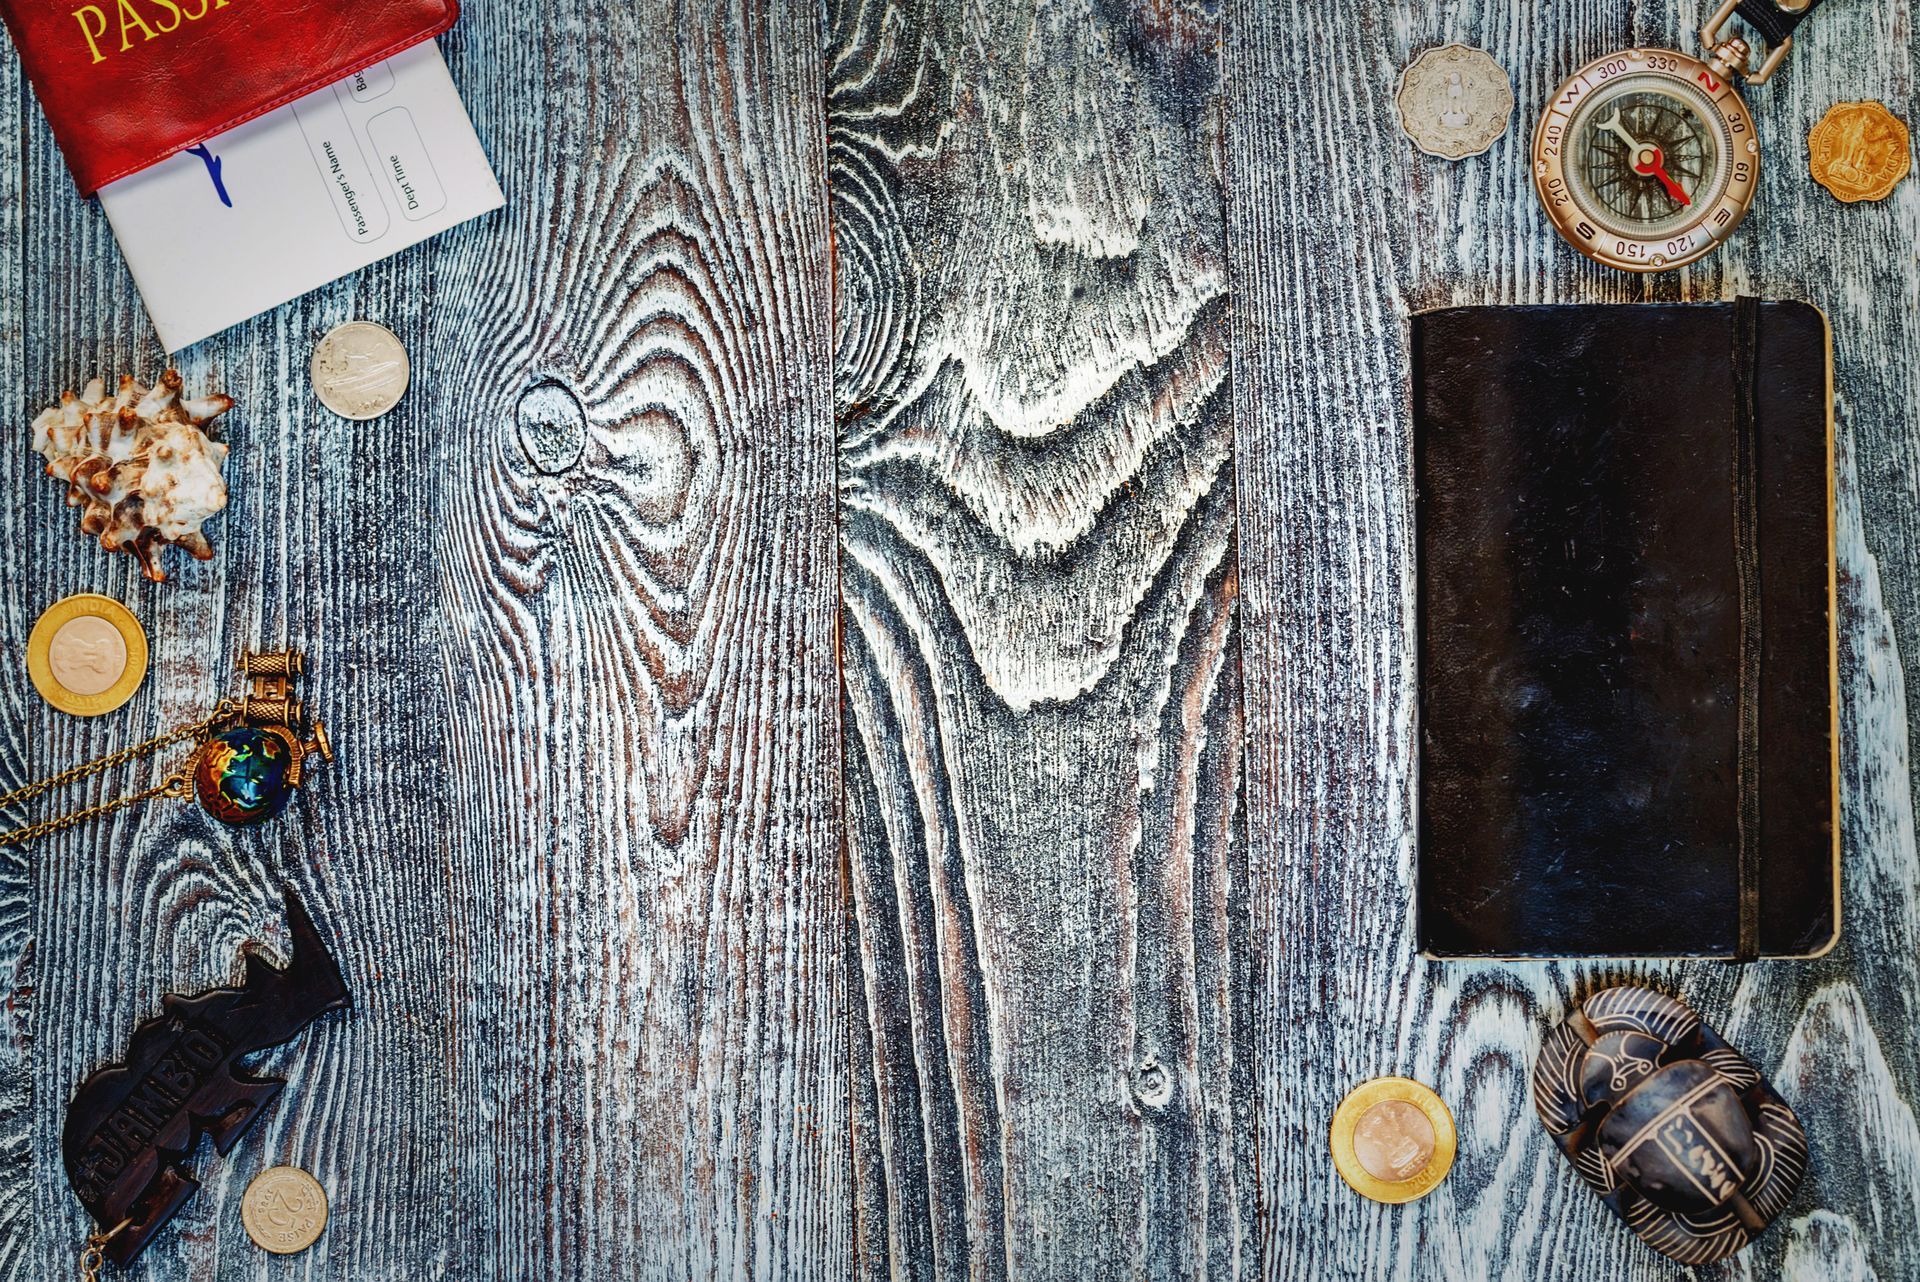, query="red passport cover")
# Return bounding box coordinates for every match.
[0,0,457,195]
